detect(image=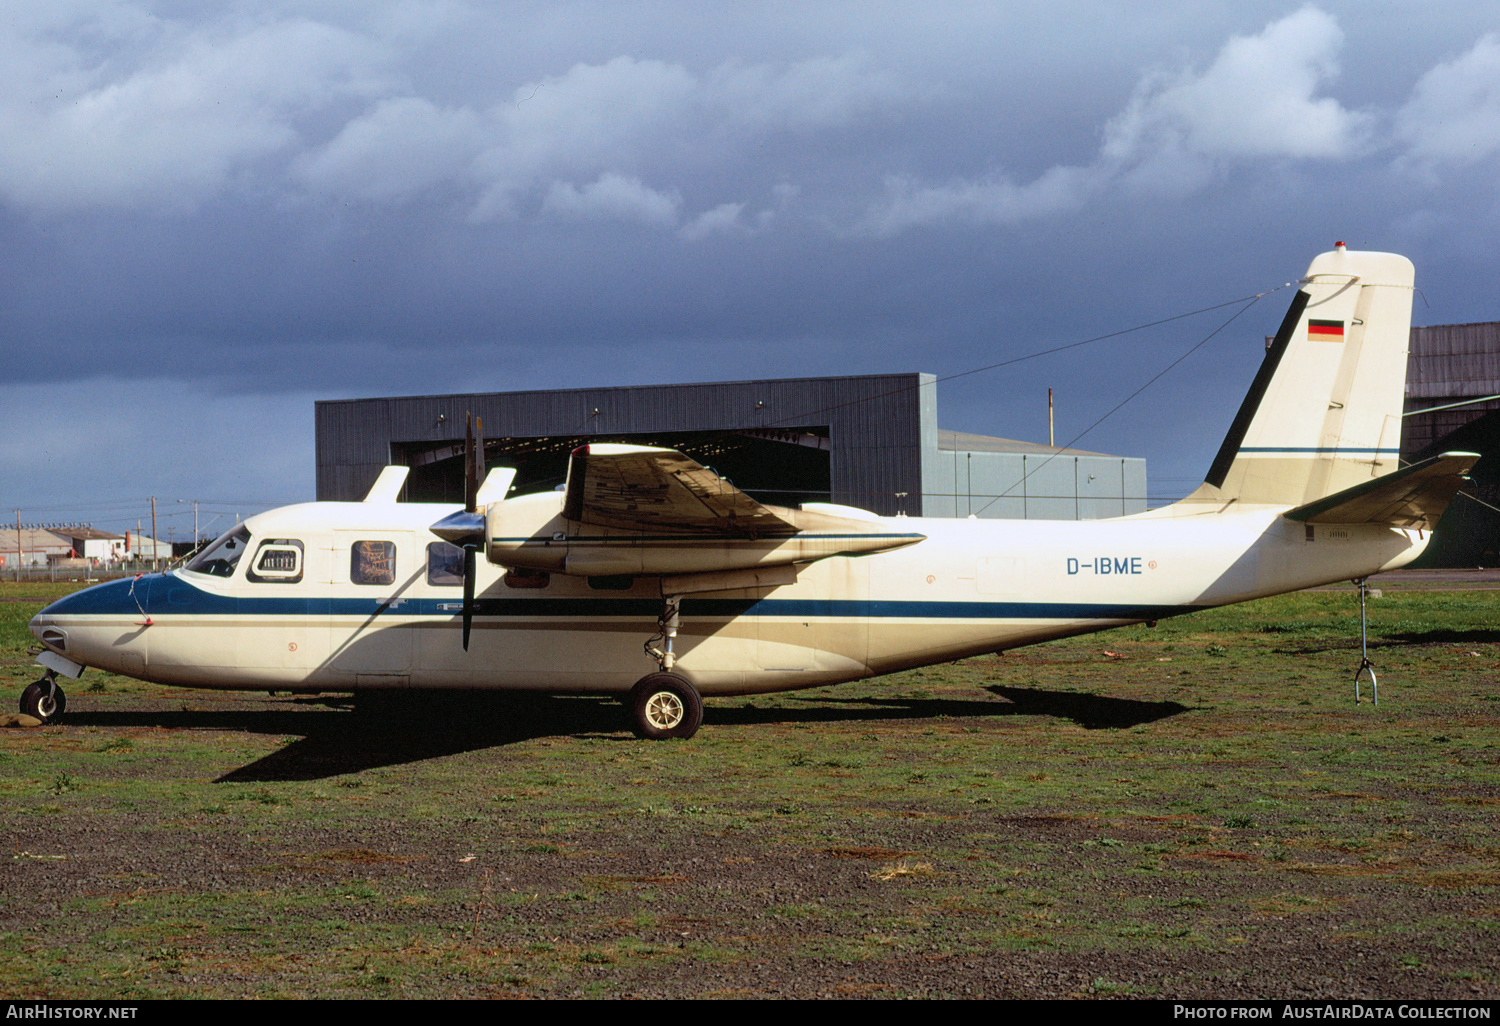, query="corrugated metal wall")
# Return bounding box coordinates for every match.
[1403,322,1500,459]
[1407,322,1500,398]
